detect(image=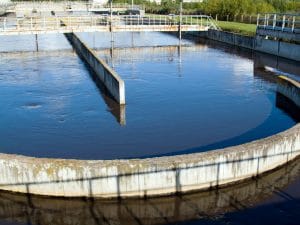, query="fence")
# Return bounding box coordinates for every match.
[256,13,300,33]
[213,14,260,24]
